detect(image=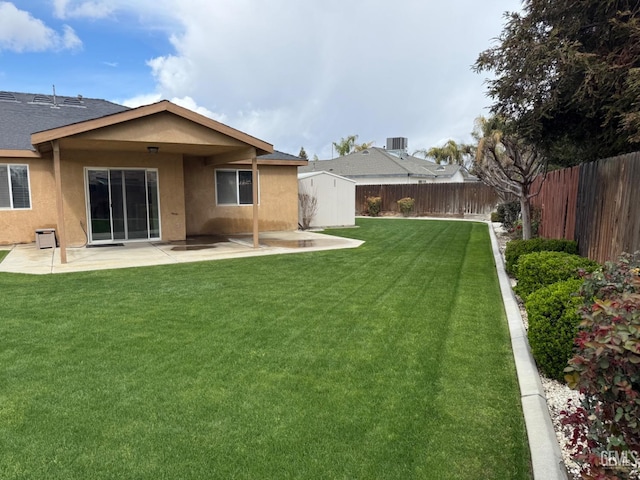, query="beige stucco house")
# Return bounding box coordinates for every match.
[0,92,306,263]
